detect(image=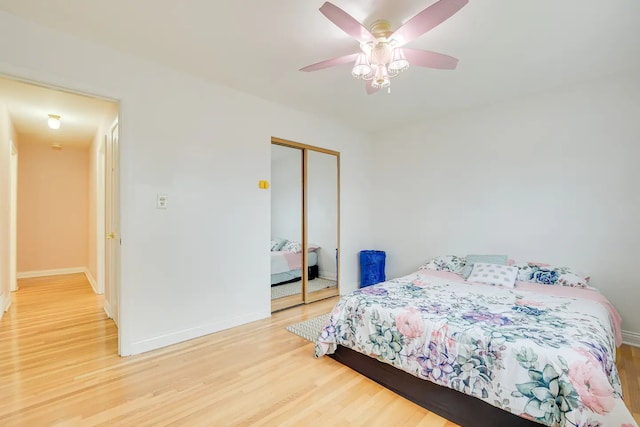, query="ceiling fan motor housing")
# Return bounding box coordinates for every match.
[370,20,393,39]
